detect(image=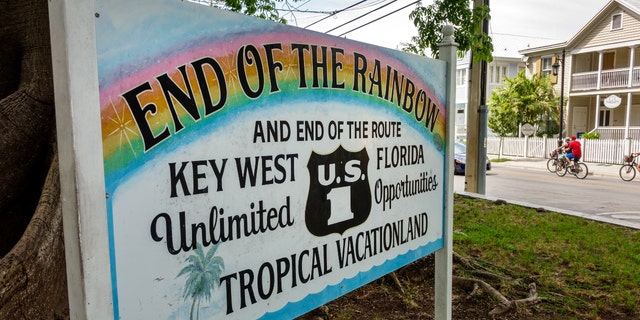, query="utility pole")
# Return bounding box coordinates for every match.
[476,0,489,194]
[465,0,489,194]
[465,51,480,193]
